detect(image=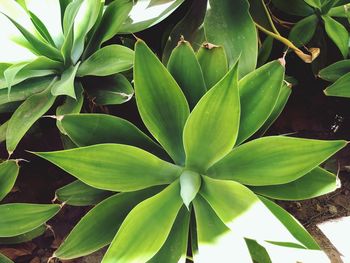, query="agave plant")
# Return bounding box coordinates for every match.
[0,0,185,155]
[34,40,346,262]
